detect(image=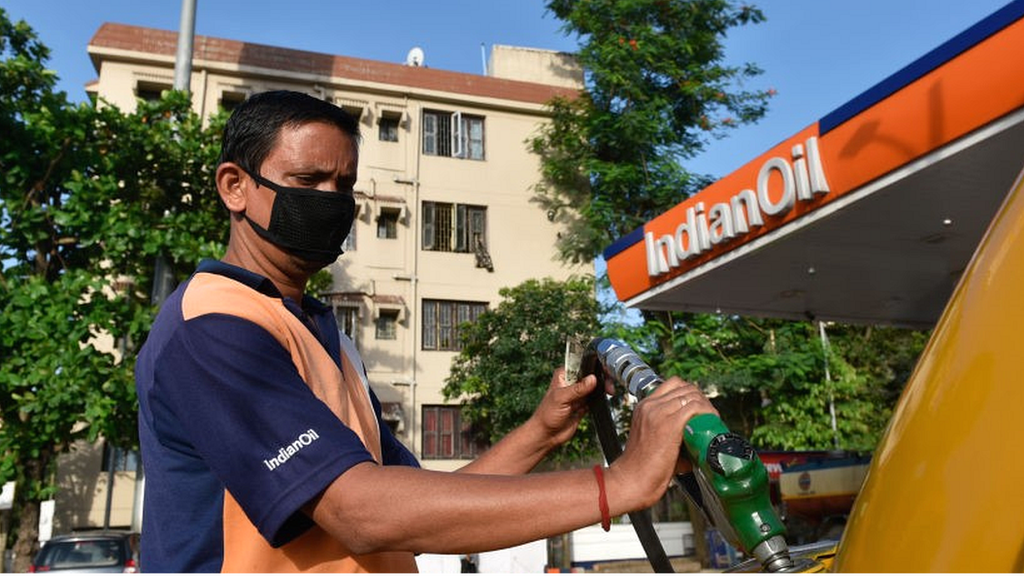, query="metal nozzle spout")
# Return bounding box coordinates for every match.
[753,535,795,572]
[590,338,662,398]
